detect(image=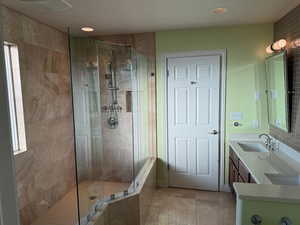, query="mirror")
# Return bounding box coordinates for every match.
[265,51,290,132]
